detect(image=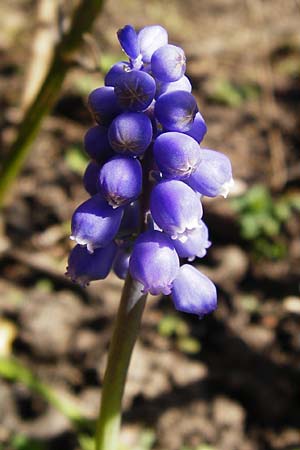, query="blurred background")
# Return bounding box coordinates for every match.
[0,1,300,449]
